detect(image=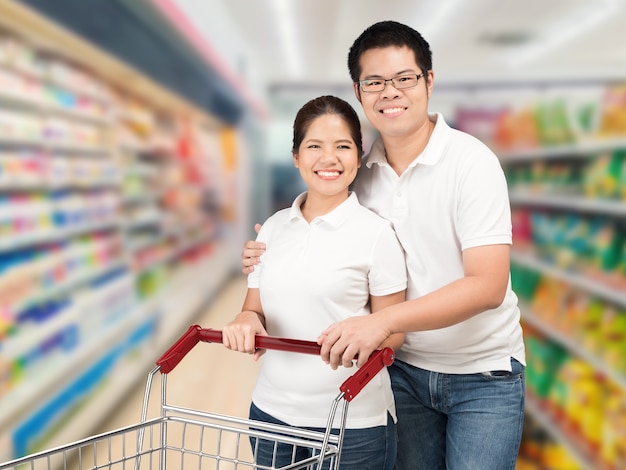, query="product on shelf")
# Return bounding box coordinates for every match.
[600,307,626,374]
[550,358,604,451]
[602,383,626,468]
[455,83,626,156]
[583,149,626,200]
[523,325,626,469]
[0,32,45,77]
[525,331,569,400]
[515,208,624,281]
[518,414,585,470]
[534,99,577,146]
[519,263,626,375]
[598,84,626,137]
